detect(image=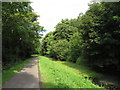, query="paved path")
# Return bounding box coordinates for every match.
[3,57,40,88]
